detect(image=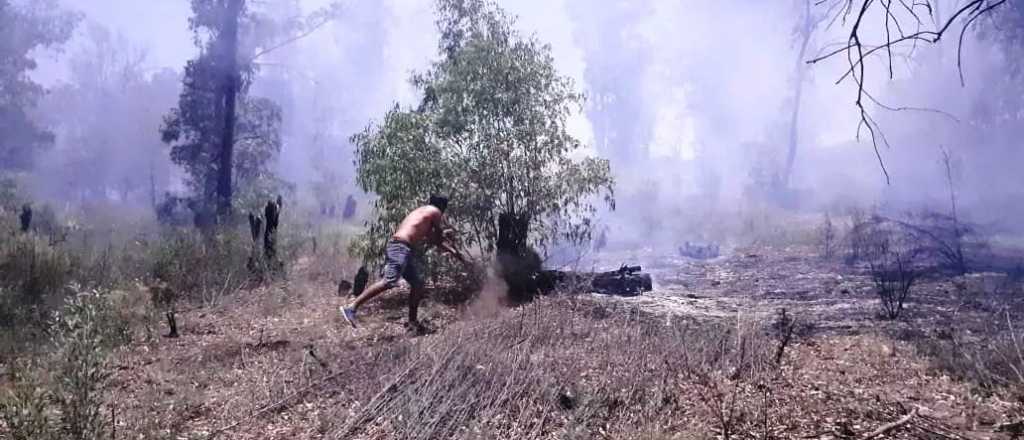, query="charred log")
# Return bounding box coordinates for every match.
[19,204,31,233]
[337,279,352,296]
[165,311,179,338]
[537,265,653,297]
[351,266,369,297]
[263,197,281,262]
[247,212,263,243]
[246,212,265,273]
